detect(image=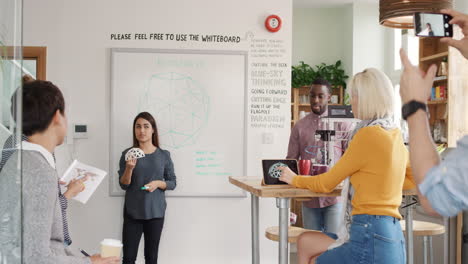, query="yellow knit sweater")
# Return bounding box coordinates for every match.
[292,126,416,219]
